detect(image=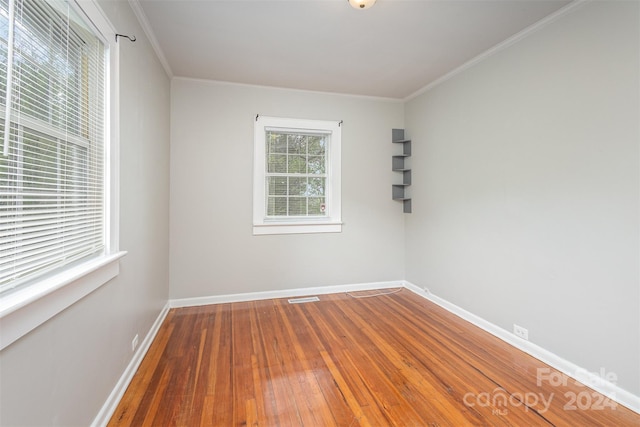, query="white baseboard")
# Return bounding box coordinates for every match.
[402,281,640,415]
[170,280,404,308]
[91,302,171,427]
